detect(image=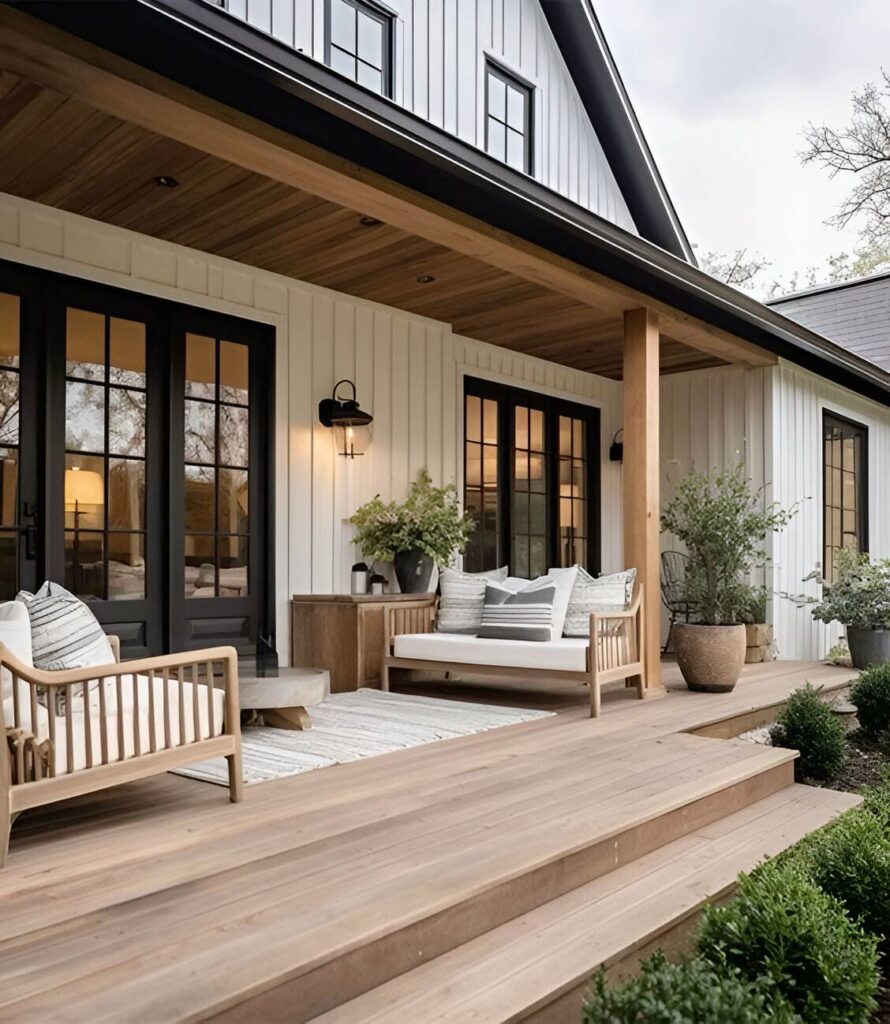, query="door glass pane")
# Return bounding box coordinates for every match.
[219,468,249,533]
[0,293,20,367]
[185,334,216,399]
[185,534,216,598]
[109,318,146,388]
[109,388,146,456]
[108,458,145,531]
[185,400,216,463]
[66,381,105,452]
[65,307,147,602]
[219,535,248,596]
[0,531,16,598]
[66,308,105,380]
[0,369,19,444]
[65,530,104,601]
[185,465,215,532]
[220,405,249,467]
[0,449,16,527]
[220,341,249,404]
